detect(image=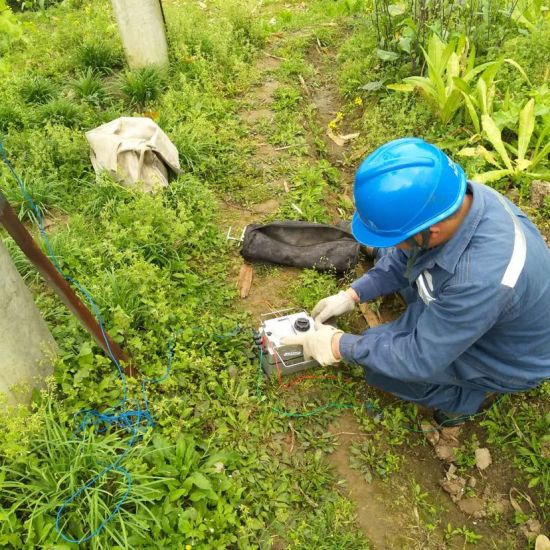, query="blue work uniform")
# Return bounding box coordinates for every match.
[339,182,550,414]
